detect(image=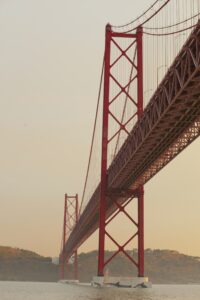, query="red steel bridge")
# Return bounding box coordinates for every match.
[60,0,200,279]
